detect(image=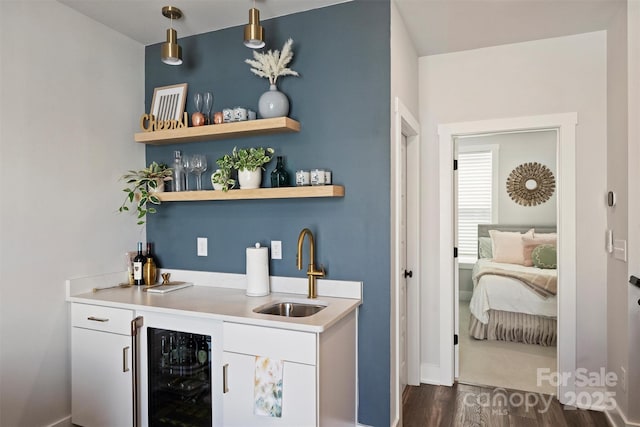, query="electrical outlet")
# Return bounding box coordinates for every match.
[621,366,627,392]
[271,240,282,260]
[197,237,208,257]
